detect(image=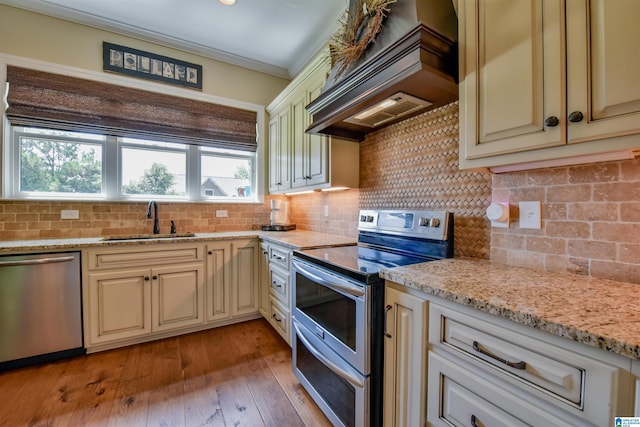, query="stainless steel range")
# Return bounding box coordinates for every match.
[291,209,454,427]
